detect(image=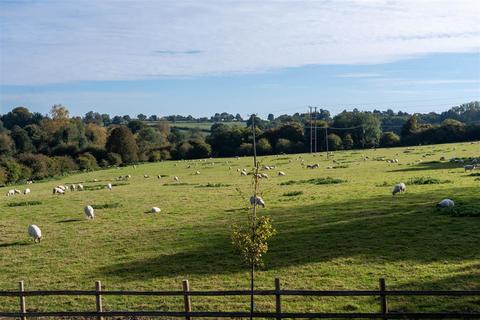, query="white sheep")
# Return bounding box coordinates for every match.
[144,174,149,178]
[14,189,21,194]
[250,196,266,208]
[28,224,42,243]
[195,171,200,175]
[151,207,161,213]
[77,184,84,191]
[106,183,112,190]
[436,199,455,208]
[174,176,179,182]
[24,188,31,195]
[278,171,286,176]
[53,187,65,195]
[26,180,33,184]
[392,183,406,196]
[241,171,248,176]
[70,184,76,191]
[157,175,161,179]
[6,189,15,196]
[84,205,95,219]
[260,173,269,179]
